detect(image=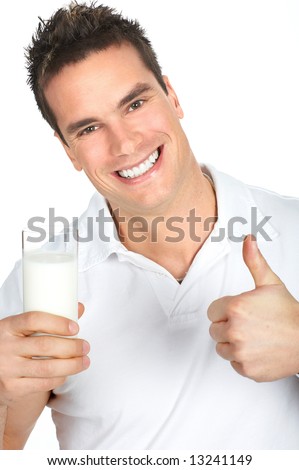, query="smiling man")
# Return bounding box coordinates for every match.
[44,42,216,279]
[1,2,299,450]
